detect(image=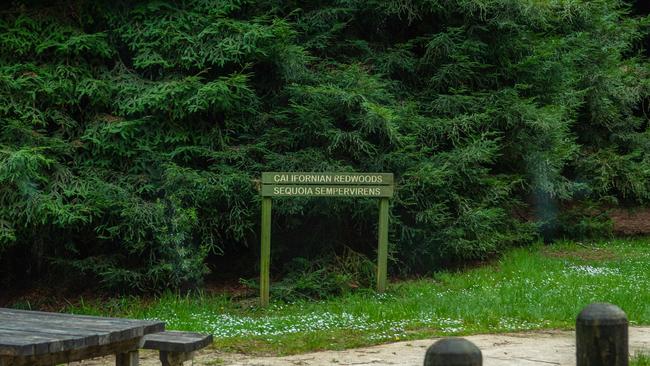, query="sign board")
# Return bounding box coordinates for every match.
[261,185,393,197]
[258,172,394,306]
[262,172,393,185]
[261,172,394,198]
